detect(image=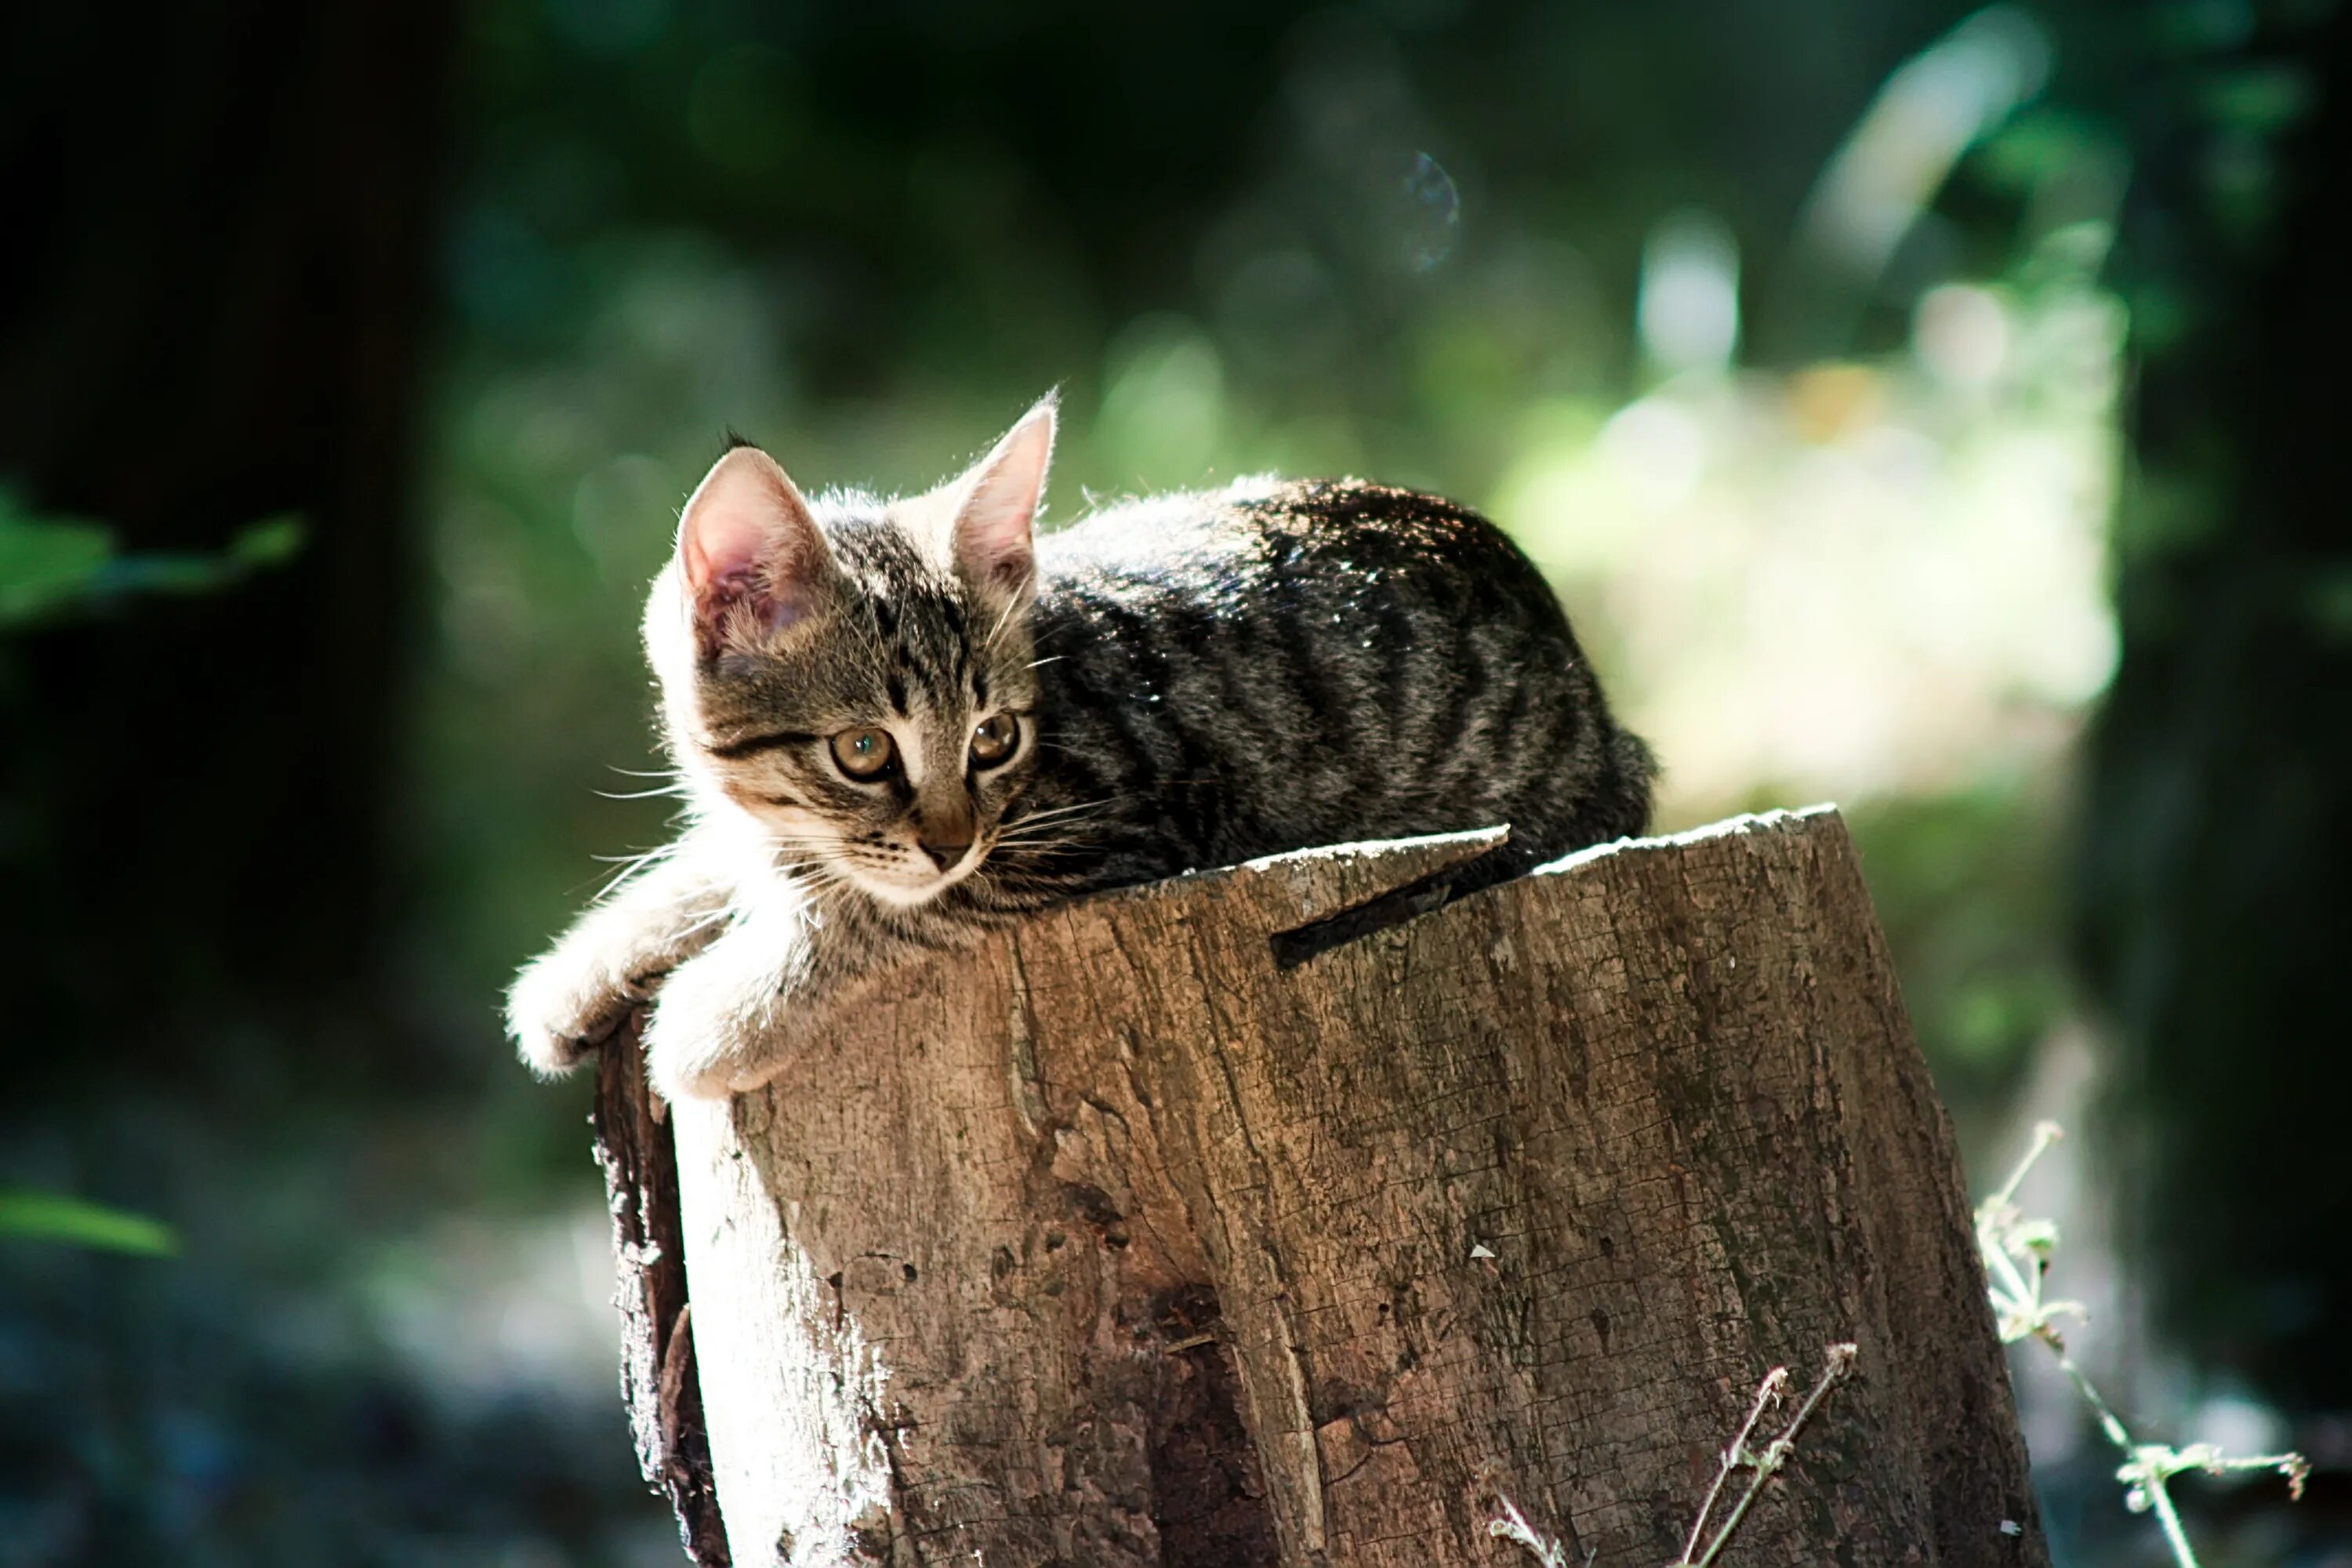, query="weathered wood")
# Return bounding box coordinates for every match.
[604,808,2048,1566]
[593,1015,730,1566]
